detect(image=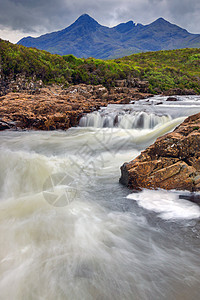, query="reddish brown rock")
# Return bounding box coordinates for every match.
[162,88,196,96]
[120,113,200,192]
[0,83,153,131]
